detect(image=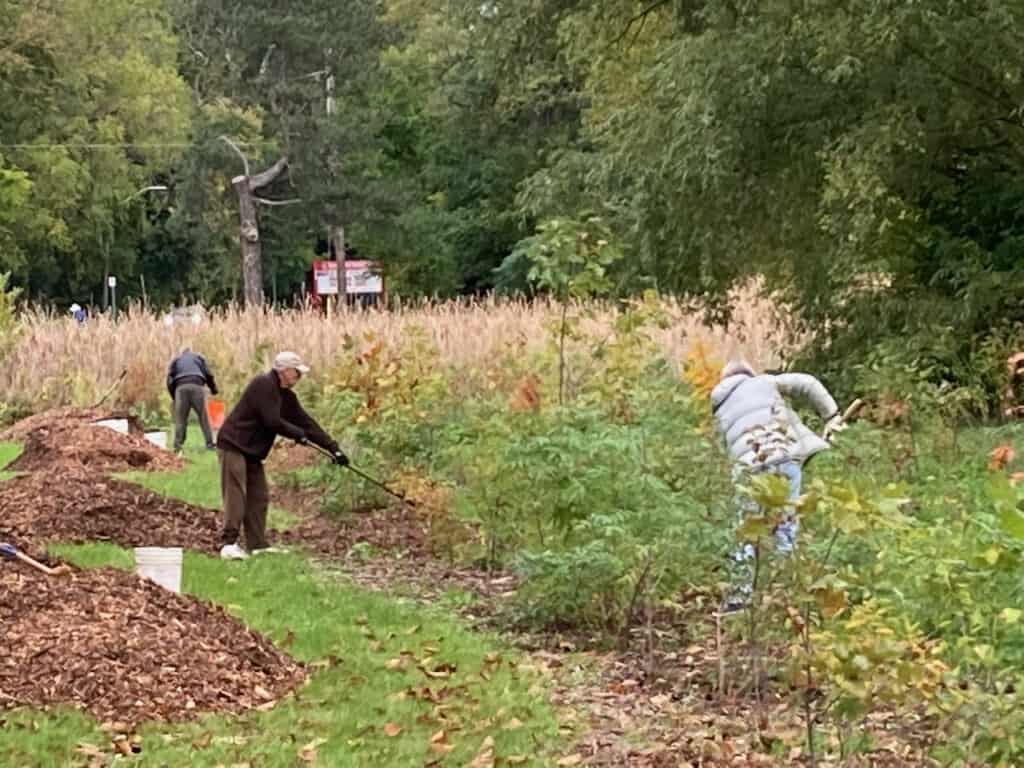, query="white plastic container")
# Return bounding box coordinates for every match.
[144,431,168,449]
[134,547,183,593]
[95,418,129,434]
